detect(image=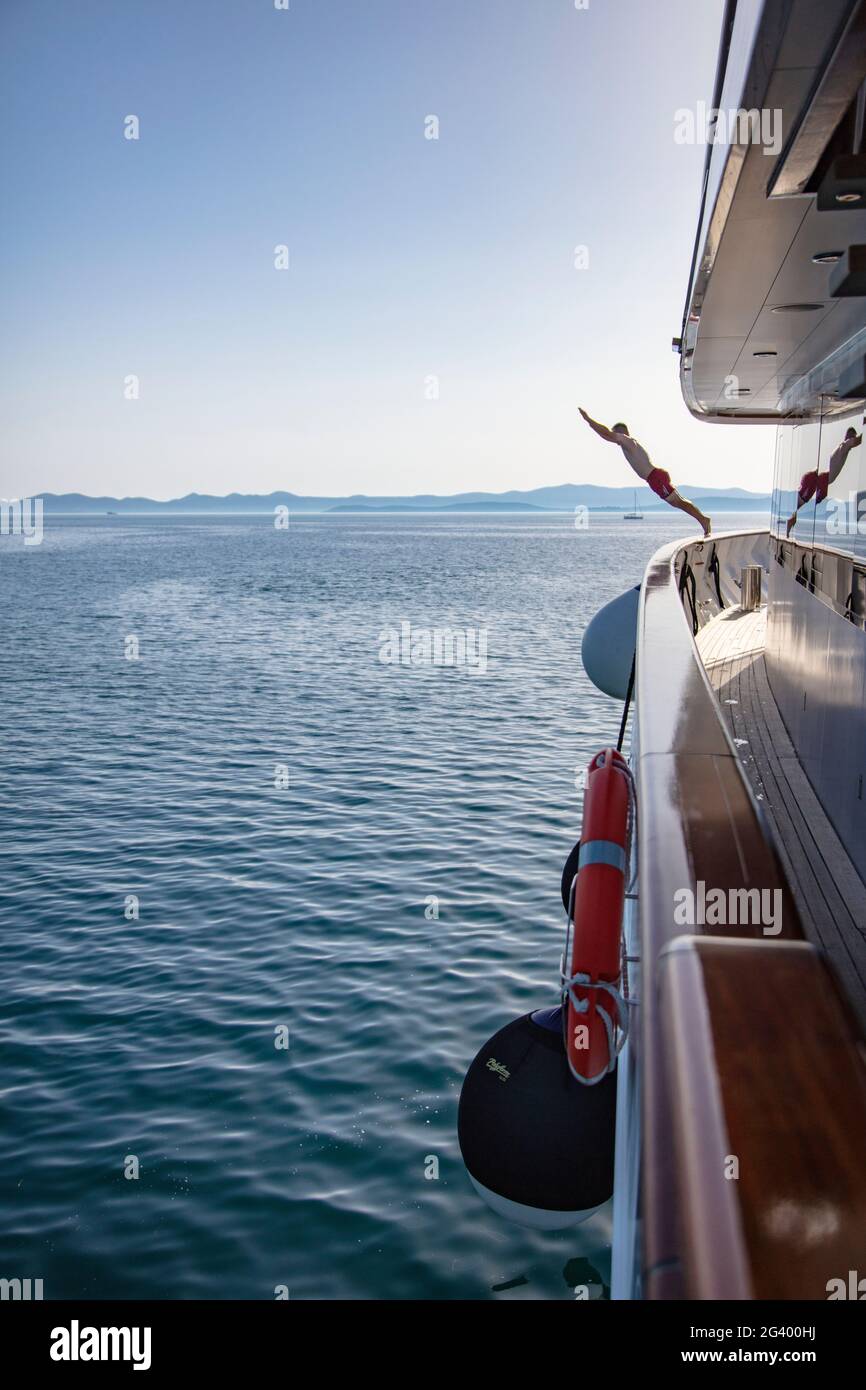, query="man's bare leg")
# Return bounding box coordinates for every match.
[667,489,711,536]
